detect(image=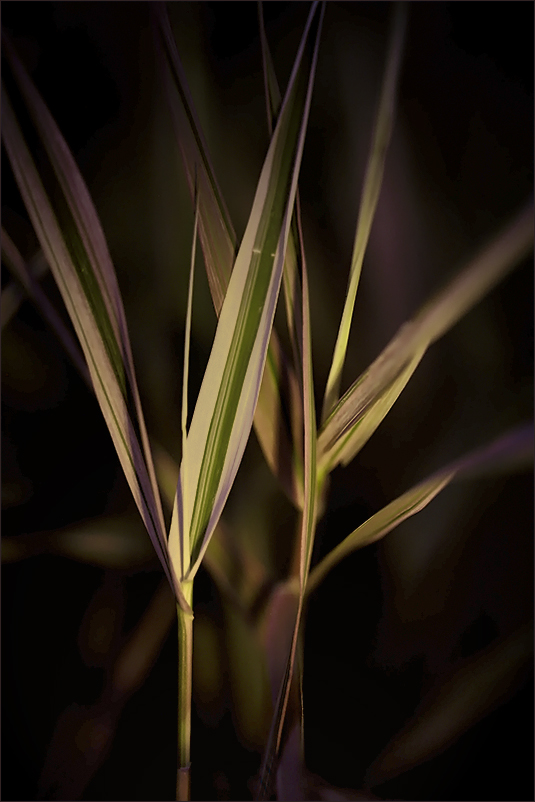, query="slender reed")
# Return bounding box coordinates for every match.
[177,582,194,801]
